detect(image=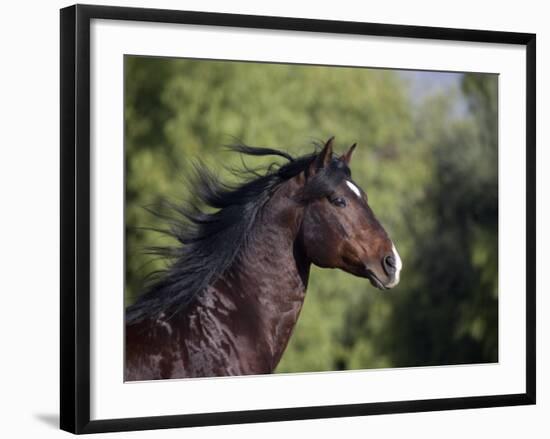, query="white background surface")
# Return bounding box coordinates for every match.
[90,19,527,420]
[0,0,547,437]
